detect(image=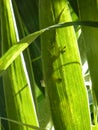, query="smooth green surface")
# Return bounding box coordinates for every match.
[0,0,97,129]
[92,124,98,130]
[78,0,98,101]
[39,0,91,129]
[1,21,98,75]
[78,0,98,124]
[0,29,45,75]
[0,0,38,129]
[0,117,46,130]
[12,0,37,103]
